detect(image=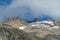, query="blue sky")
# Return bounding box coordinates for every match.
[0,0,12,5]
[0,0,60,22]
